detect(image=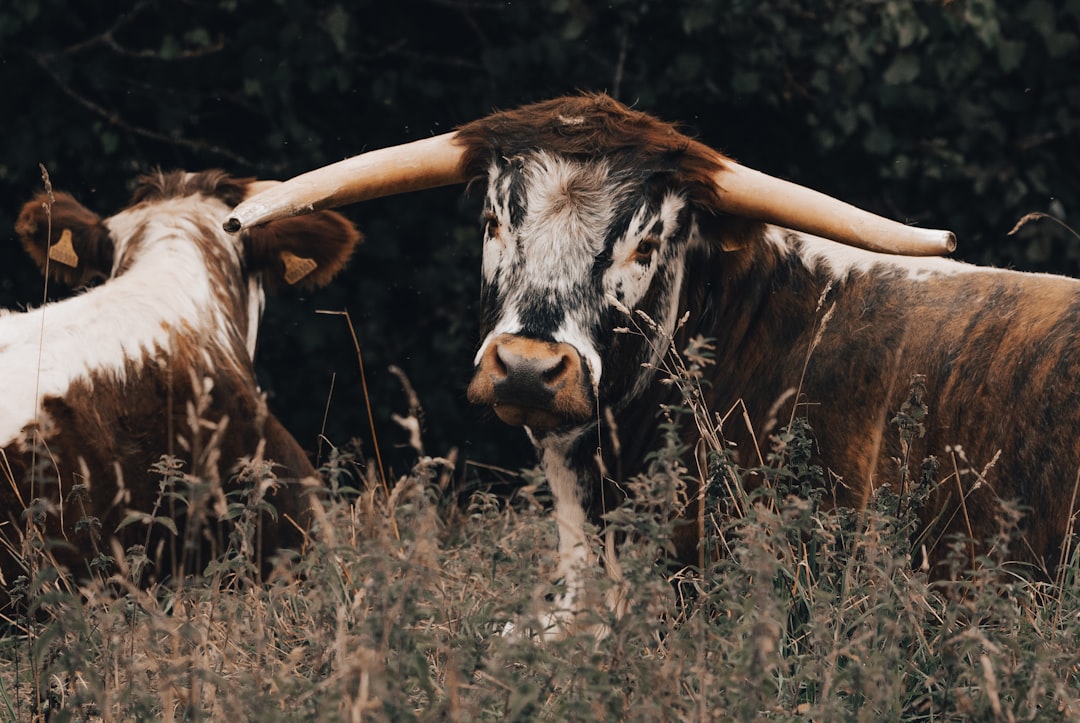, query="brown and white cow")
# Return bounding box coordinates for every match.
[2,170,359,599]
[226,93,1077,633]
